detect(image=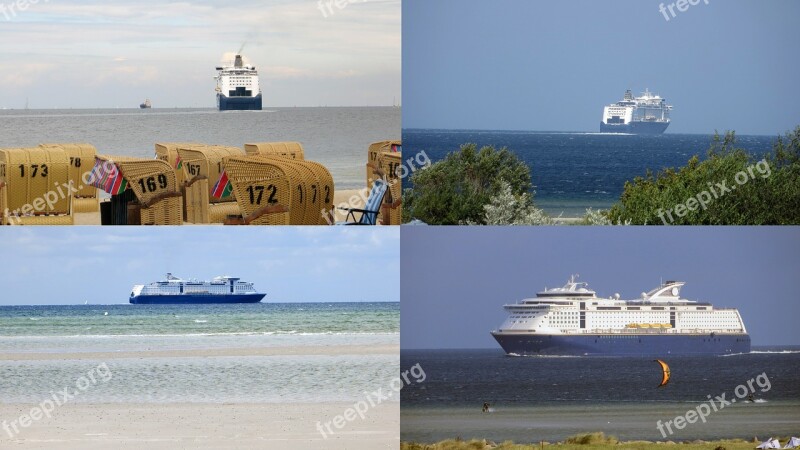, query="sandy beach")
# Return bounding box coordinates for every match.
[1,343,400,449]
[72,188,368,225]
[1,402,399,450]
